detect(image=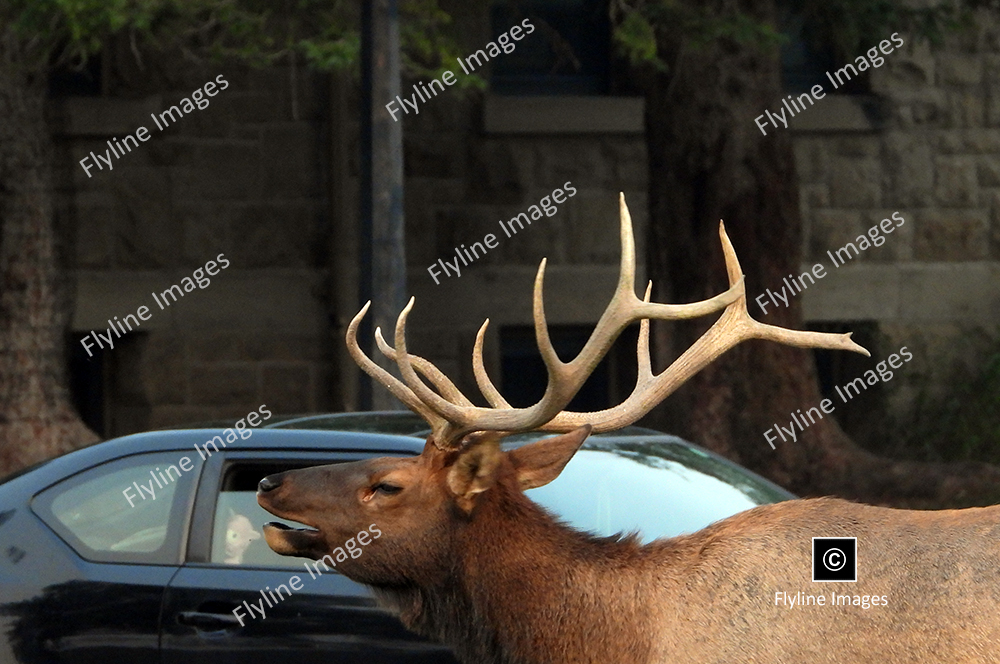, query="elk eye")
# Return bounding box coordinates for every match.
[373,482,402,495]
